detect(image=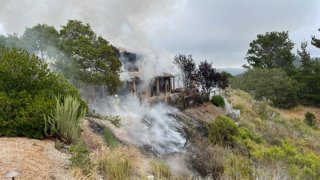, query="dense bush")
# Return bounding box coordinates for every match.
[210,95,225,108]
[230,68,298,108]
[208,115,262,147]
[45,96,86,144]
[208,116,239,146]
[304,112,316,127]
[0,47,85,138]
